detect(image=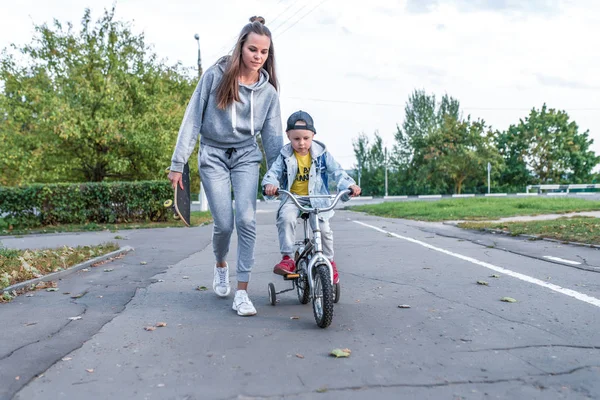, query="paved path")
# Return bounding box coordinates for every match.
[1,204,599,399]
